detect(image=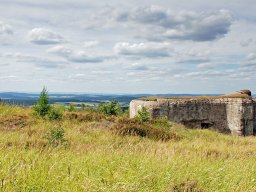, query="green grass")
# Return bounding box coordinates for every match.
[1,104,256,191]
